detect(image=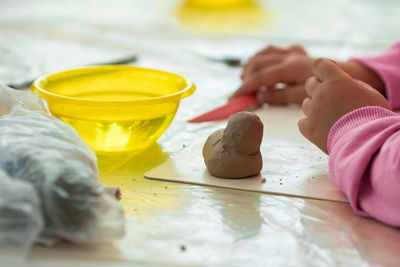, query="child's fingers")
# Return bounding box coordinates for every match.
[298,117,327,153]
[252,44,306,62]
[304,77,320,97]
[232,65,286,98]
[242,54,286,80]
[288,44,307,55]
[244,46,290,76]
[298,117,311,141]
[269,84,305,104]
[256,84,306,105]
[301,97,313,117]
[312,58,346,81]
[255,45,290,57]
